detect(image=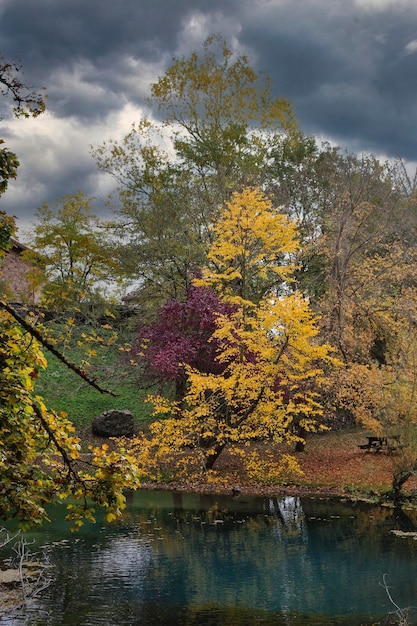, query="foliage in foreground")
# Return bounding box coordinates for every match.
[0,212,146,528]
[0,306,144,528]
